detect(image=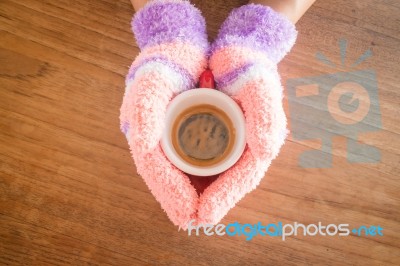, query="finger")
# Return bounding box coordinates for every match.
[197,147,268,224]
[133,144,199,230]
